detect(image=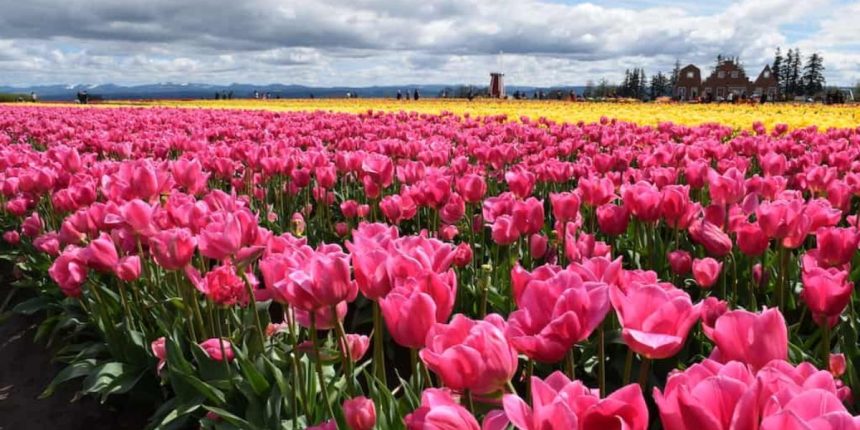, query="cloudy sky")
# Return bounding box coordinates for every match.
[1,0,858,87]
